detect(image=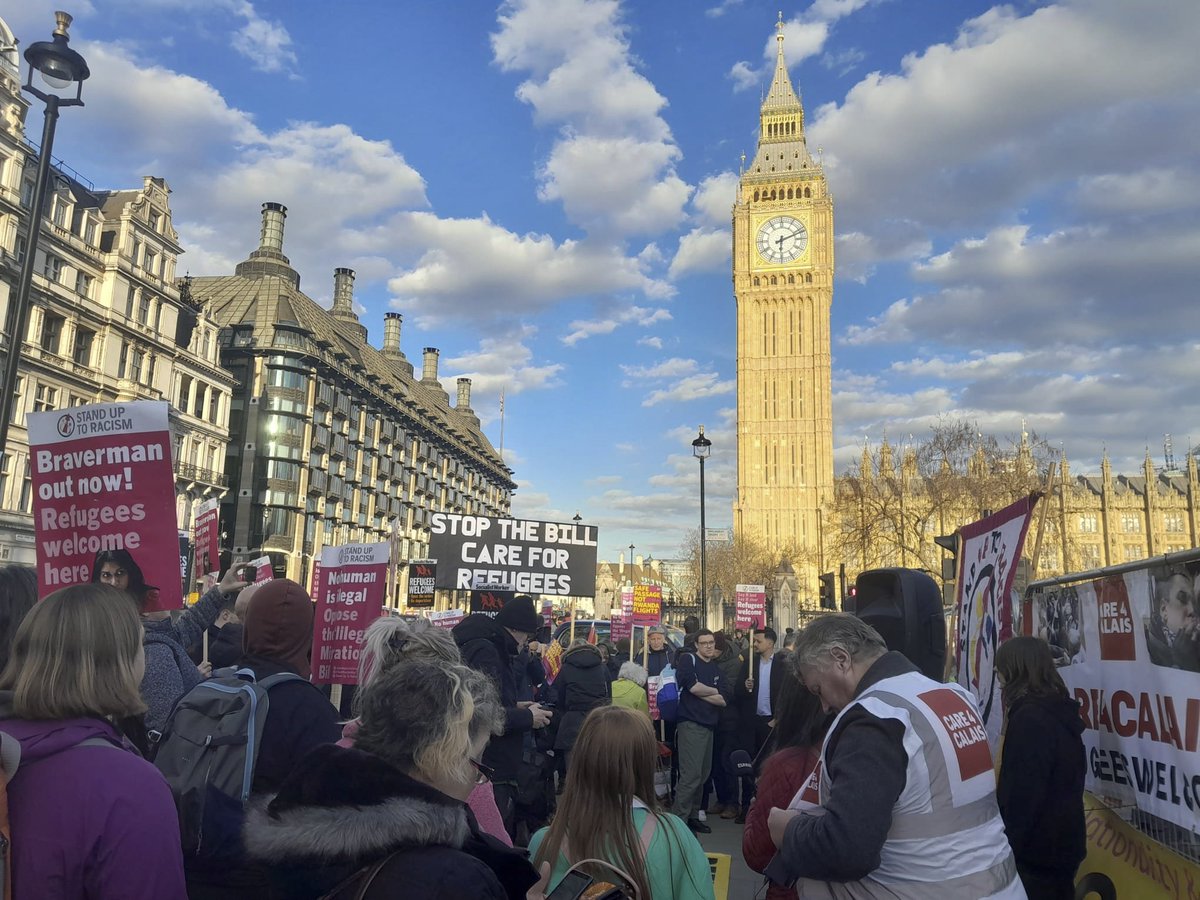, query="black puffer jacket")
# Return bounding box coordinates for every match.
[453,614,534,780]
[243,744,540,900]
[552,644,611,751]
[997,693,1087,878]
